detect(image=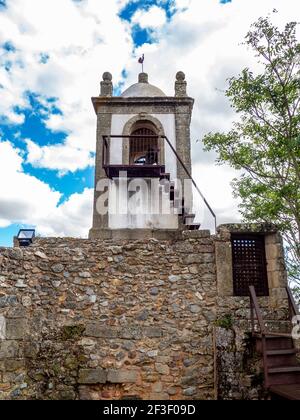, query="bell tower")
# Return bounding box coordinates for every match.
[89,71,197,239]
